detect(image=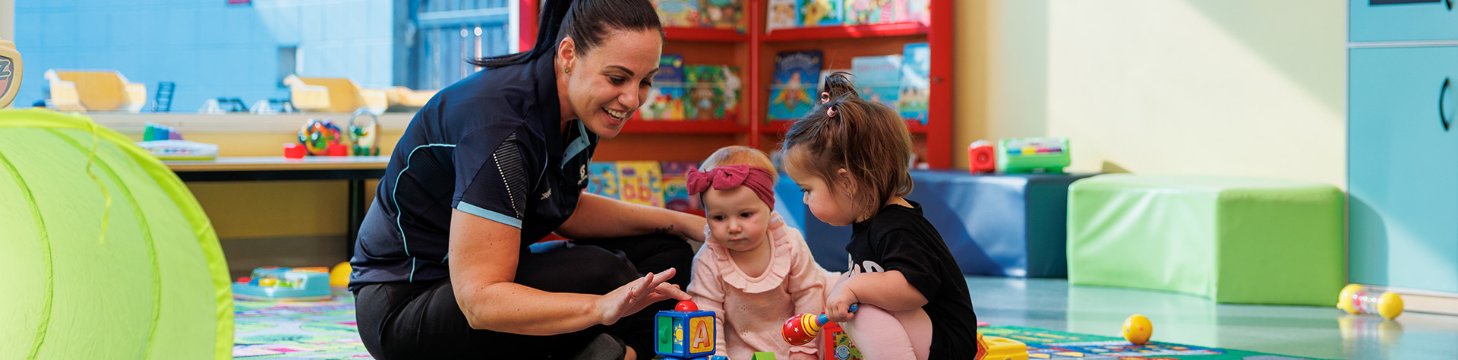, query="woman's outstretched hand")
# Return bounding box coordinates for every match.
[596,268,691,326]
